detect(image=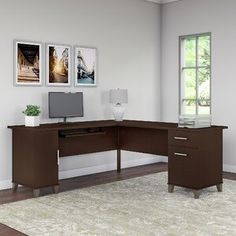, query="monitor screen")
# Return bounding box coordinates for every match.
[49,92,83,119]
